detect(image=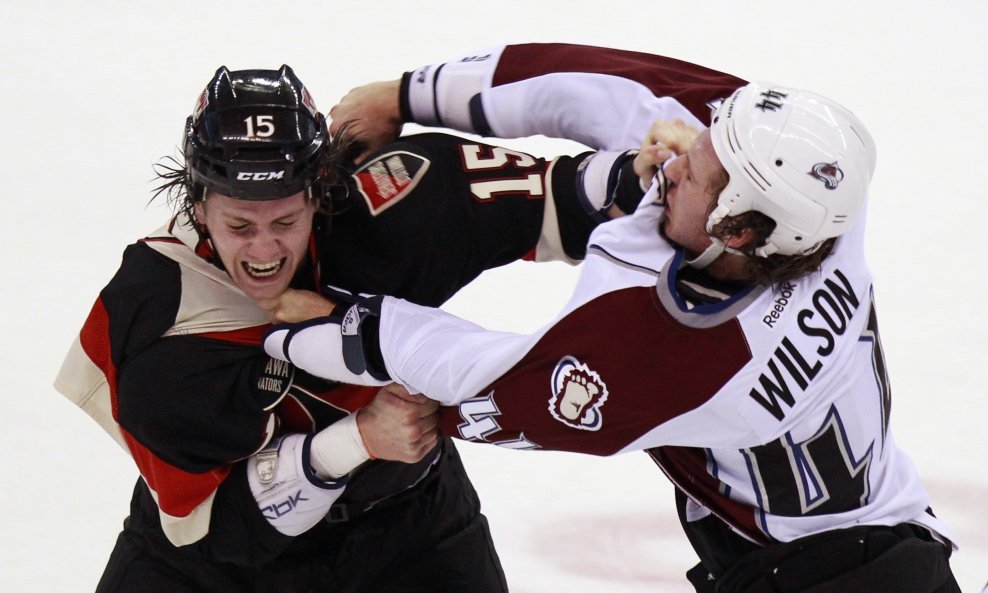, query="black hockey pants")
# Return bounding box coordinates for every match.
[95,443,507,593]
[677,492,960,593]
